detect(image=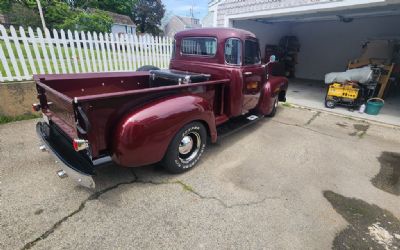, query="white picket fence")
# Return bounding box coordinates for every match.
[0,25,174,82]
